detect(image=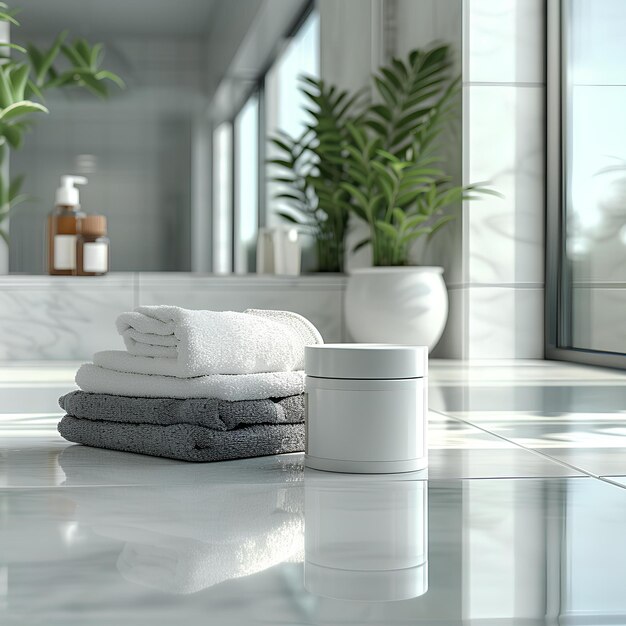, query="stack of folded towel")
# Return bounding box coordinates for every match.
[58,306,323,462]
